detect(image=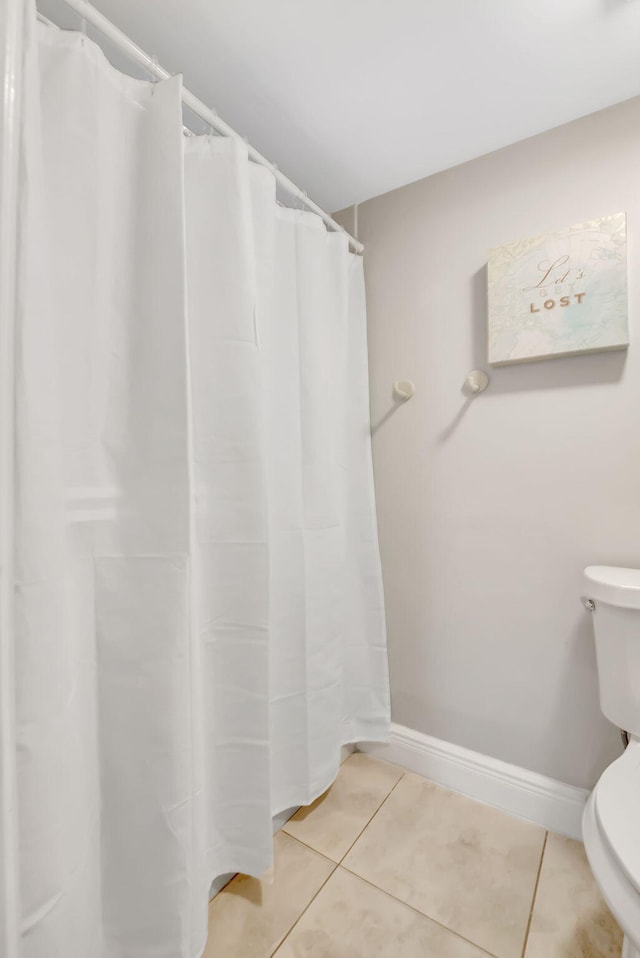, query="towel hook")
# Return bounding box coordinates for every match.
[392,381,415,402]
[463,370,489,395]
